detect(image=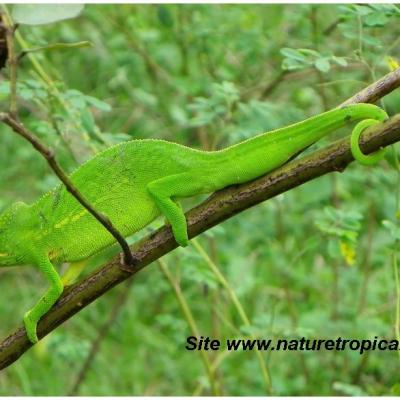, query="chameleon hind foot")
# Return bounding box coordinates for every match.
[351,119,387,166]
[147,173,202,247]
[23,310,39,343]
